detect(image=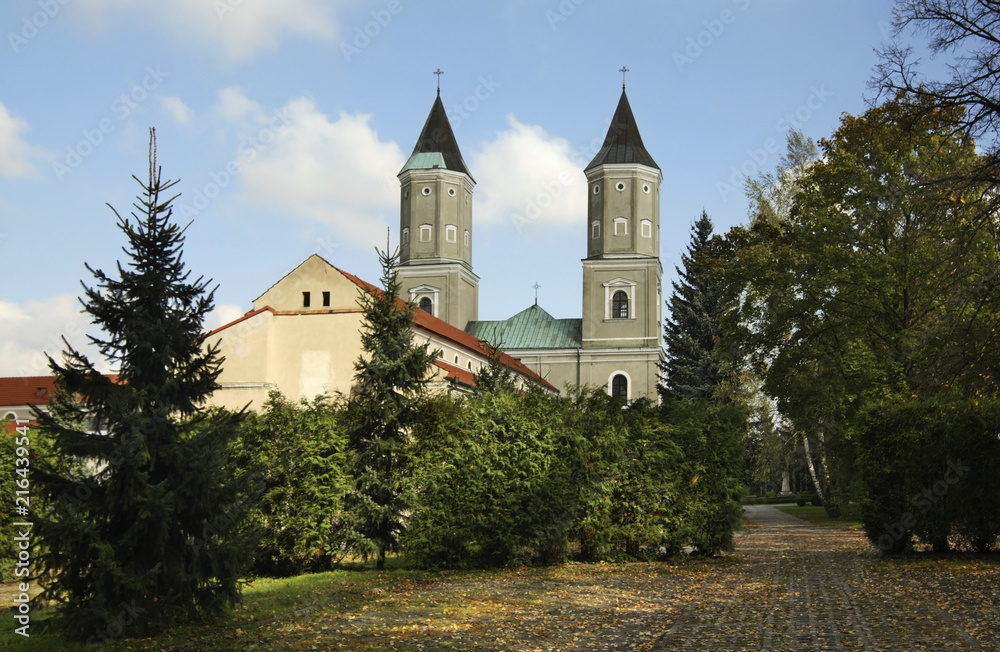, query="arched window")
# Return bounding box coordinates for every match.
[612,290,629,319]
[611,374,628,399]
[419,297,433,314]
